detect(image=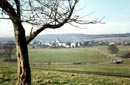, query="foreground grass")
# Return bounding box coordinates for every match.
[32,69,130,85]
[0,58,130,85]
[0,66,130,85]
